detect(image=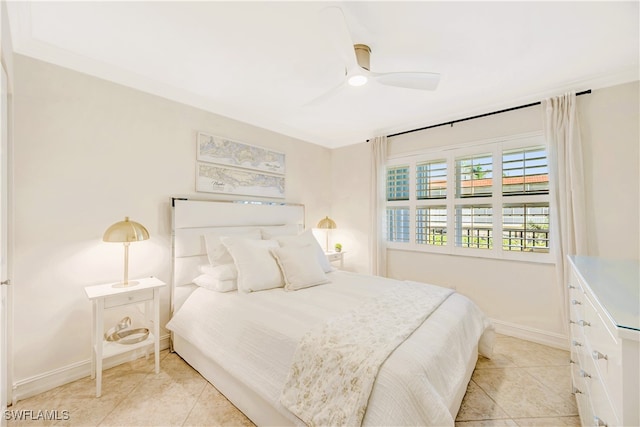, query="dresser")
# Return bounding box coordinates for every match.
[568,256,639,427]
